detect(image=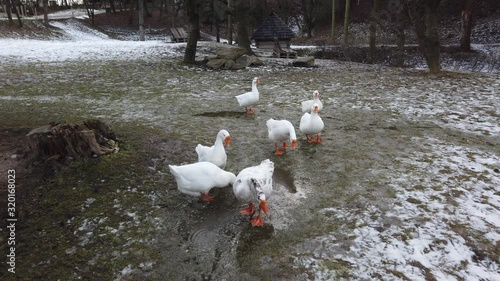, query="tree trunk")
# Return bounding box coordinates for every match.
[216,20,220,43]
[83,0,95,26]
[369,0,380,64]
[235,1,252,54]
[27,120,119,162]
[228,0,233,44]
[183,0,200,64]
[109,0,116,13]
[331,0,336,41]
[5,0,14,24]
[171,0,176,27]
[302,0,314,38]
[343,0,351,44]
[408,0,441,74]
[11,0,22,27]
[396,17,405,67]
[460,0,474,52]
[144,0,151,17]
[129,0,136,26]
[43,0,49,26]
[139,0,145,40]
